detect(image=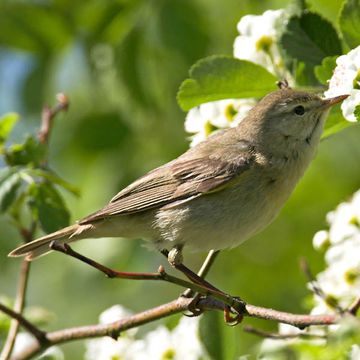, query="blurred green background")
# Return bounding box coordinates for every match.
[1,0,359,358]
